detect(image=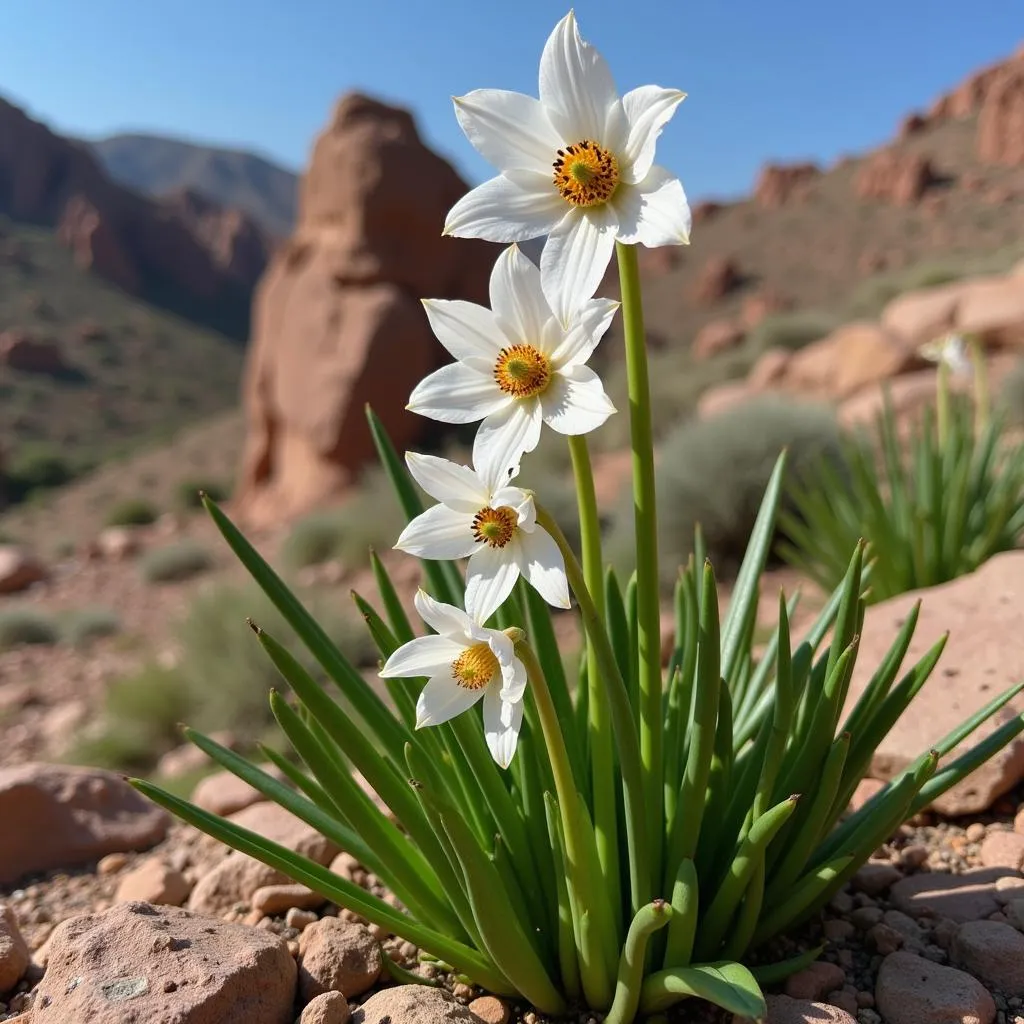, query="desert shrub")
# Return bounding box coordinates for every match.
[0,608,60,650]
[175,479,228,510]
[1000,359,1024,427]
[282,468,406,570]
[70,583,377,772]
[3,443,79,503]
[781,394,1024,601]
[608,397,846,583]
[105,497,158,527]
[747,310,838,354]
[140,541,214,583]
[61,607,121,646]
